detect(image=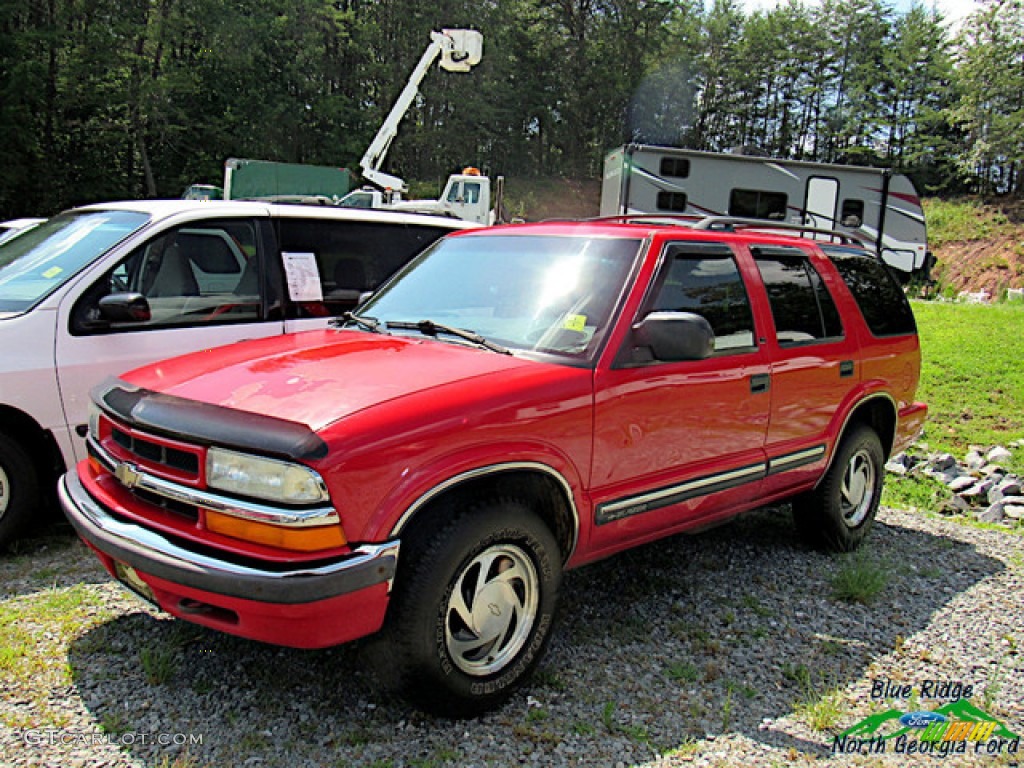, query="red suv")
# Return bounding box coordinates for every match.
[61,217,926,716]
